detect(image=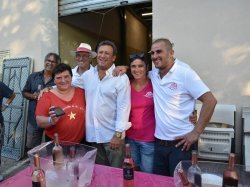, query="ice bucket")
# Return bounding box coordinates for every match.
[28,141,97,187]
[173,160,250,187]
